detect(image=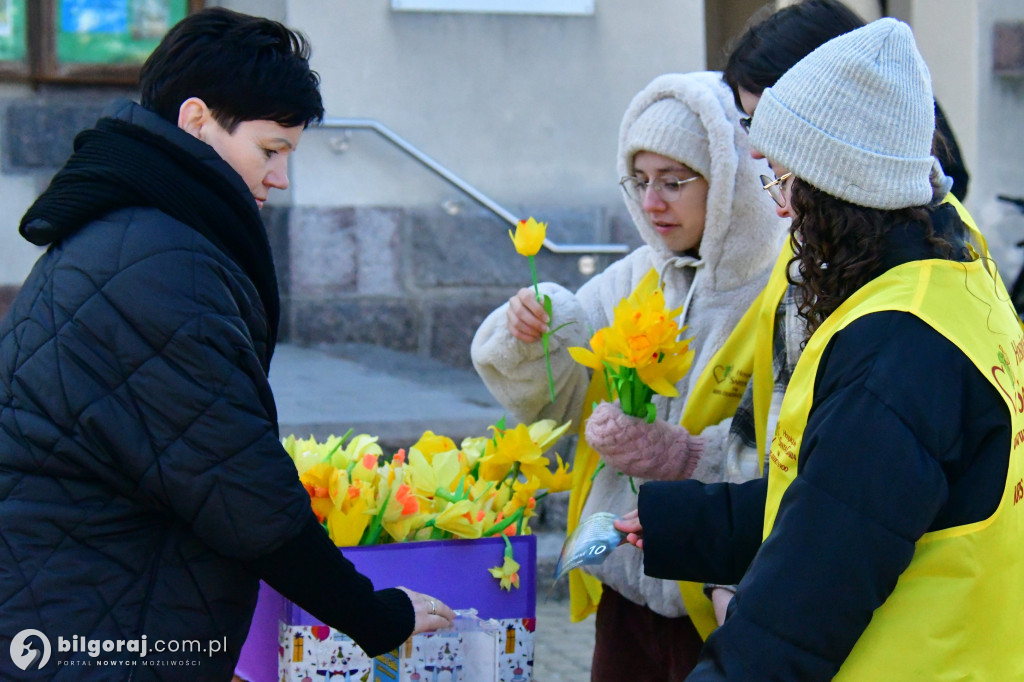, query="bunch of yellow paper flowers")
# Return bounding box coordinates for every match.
[569,275,694,423]
[284,418,573,549]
